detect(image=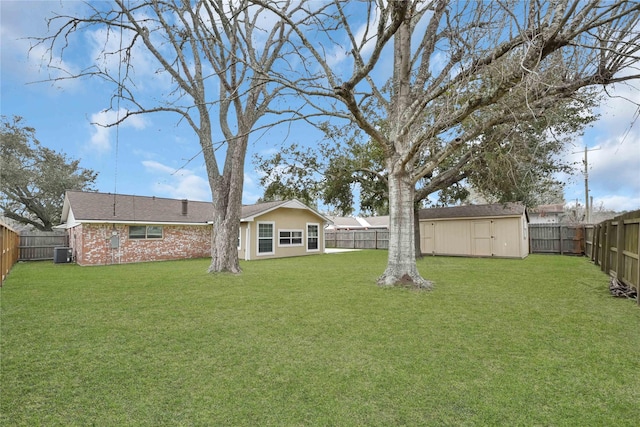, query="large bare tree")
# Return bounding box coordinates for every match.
[255,0,640,287]
[36,0,301,273]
